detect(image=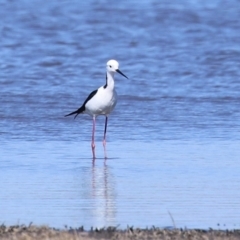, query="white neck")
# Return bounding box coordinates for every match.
[105,71,115,90]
